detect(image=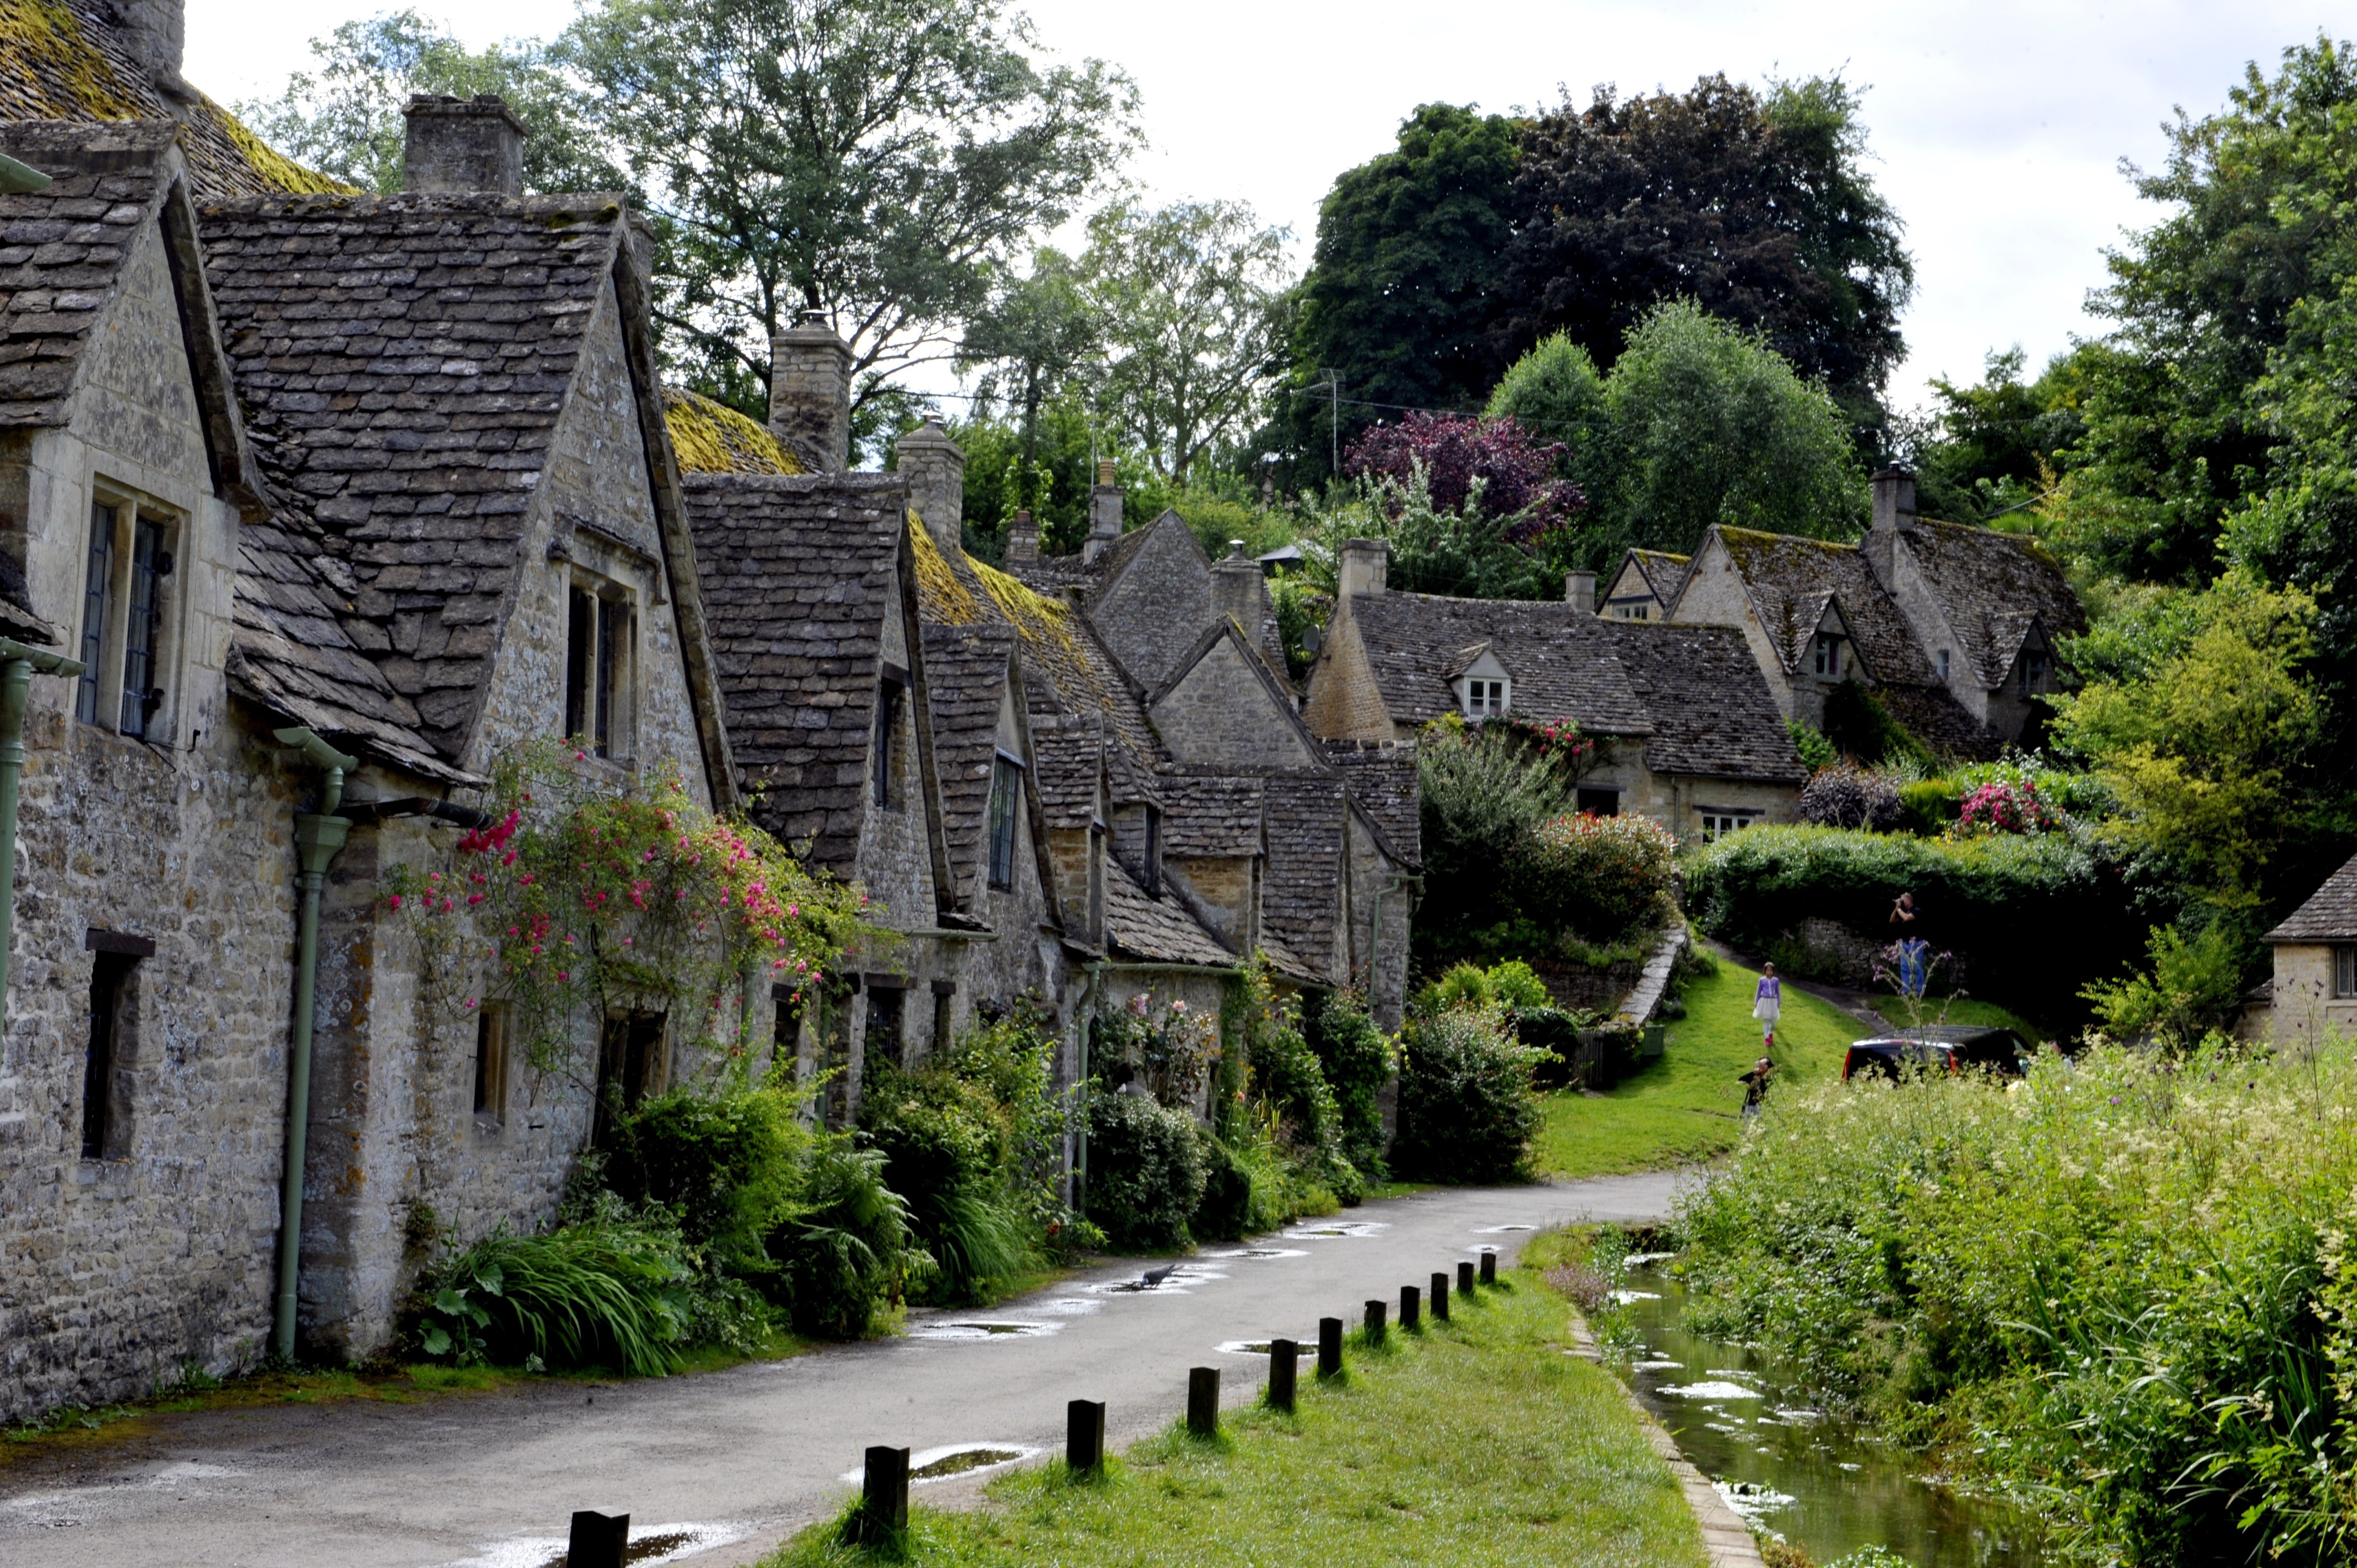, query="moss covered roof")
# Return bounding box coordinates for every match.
[662,386,803,476]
